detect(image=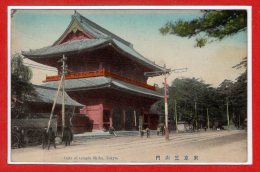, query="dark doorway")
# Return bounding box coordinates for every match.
[103,110,110,130]
[112,108,122,130]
